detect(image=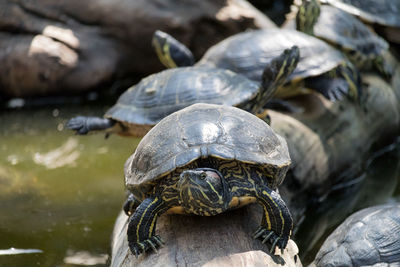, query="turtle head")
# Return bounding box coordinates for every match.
[178,168,230,216]
[152,30,195,69]
[296,0,321,35]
